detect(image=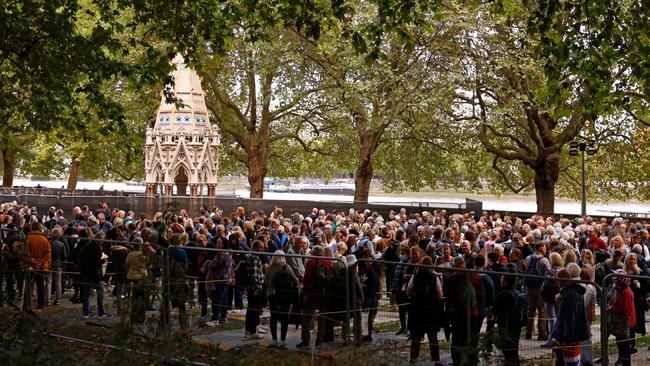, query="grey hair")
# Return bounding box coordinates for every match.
[271,250,287,267]
[311,245,324,256]
[453,256,465,268]
[566,262,581,278]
